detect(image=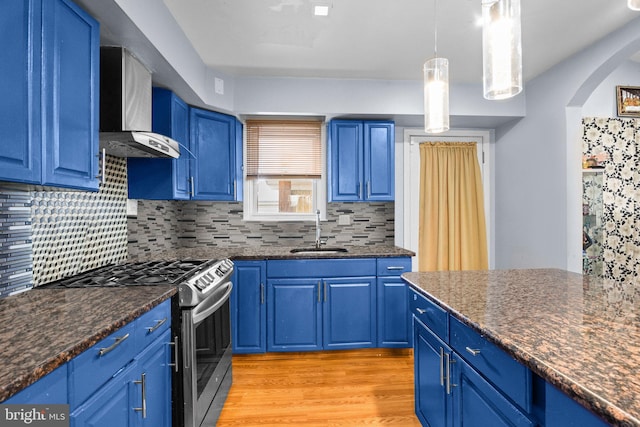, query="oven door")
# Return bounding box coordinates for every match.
[181,281,233,427]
